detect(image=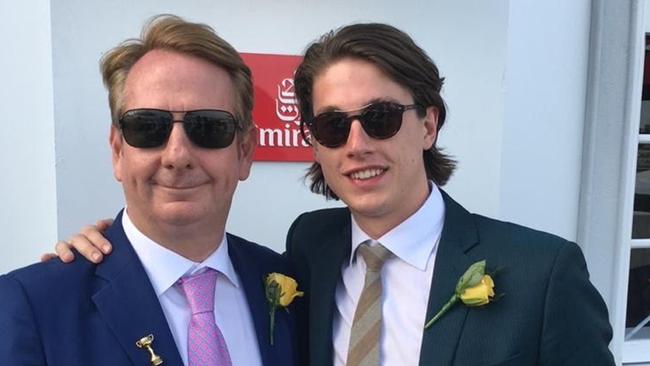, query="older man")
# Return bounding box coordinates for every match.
[0,15,296,366]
